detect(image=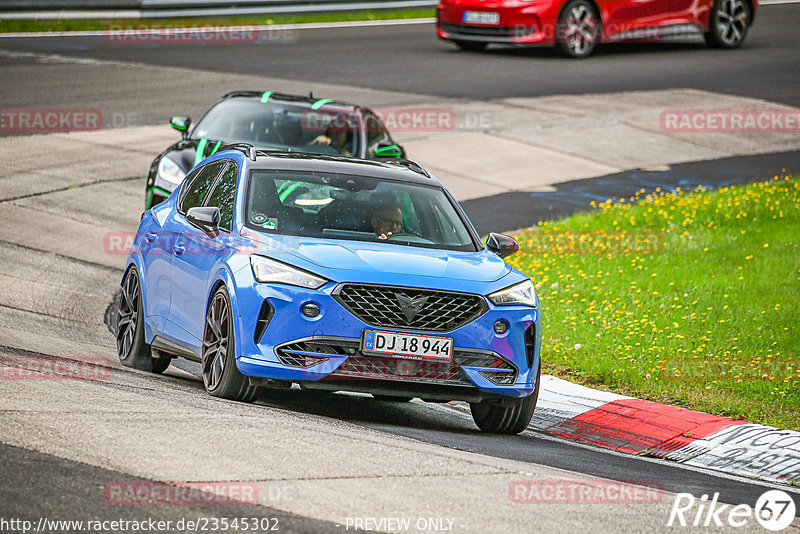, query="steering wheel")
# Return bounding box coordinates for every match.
[386,232,434,245]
